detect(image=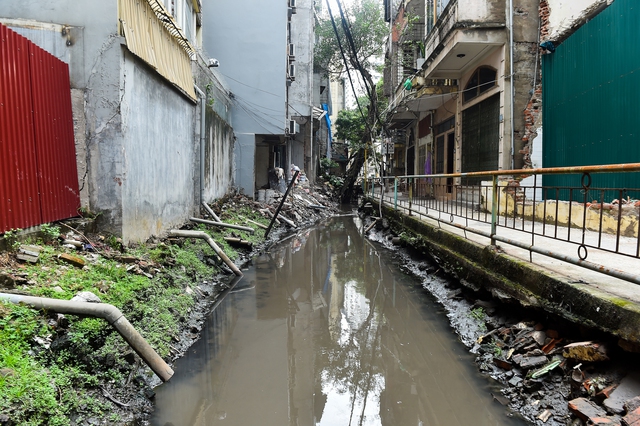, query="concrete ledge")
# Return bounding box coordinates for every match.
[377,202,640,345]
